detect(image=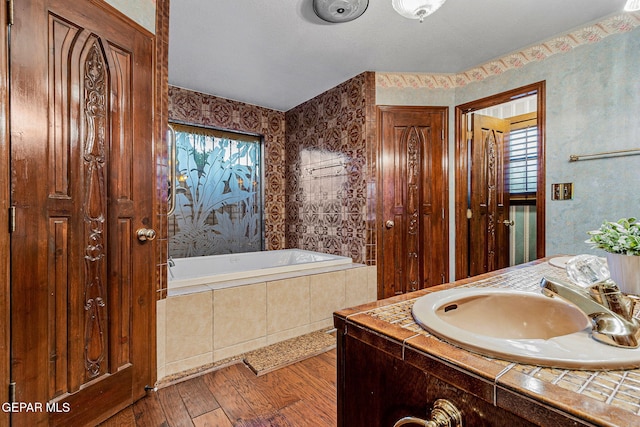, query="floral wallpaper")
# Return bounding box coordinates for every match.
[377,13,640,90]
